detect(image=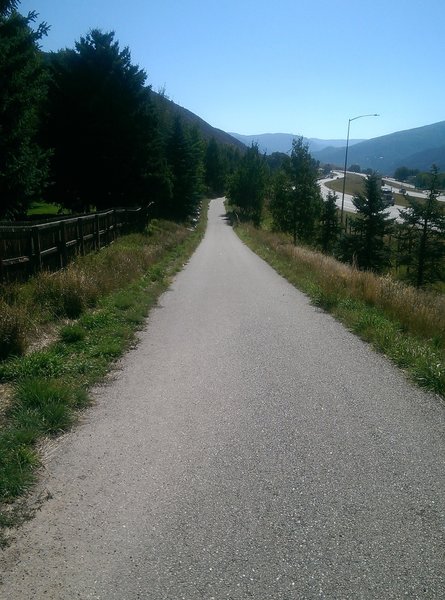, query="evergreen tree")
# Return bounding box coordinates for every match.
[270,137,322,244]
[319,191,340,253]
[398,165,445,287]
[43,30,168,212]
[204,138,225,196]
[0,1,49,218]
[166,117,204,220]
[339,172,393,272]
[226,143,268,226]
